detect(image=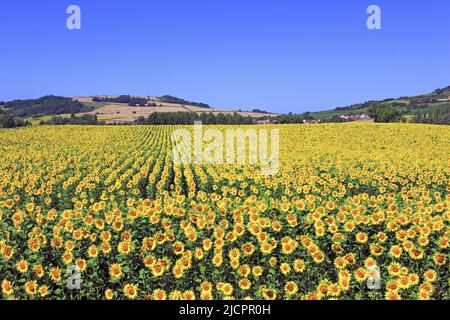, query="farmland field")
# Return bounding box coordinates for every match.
[0,123,449,300]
